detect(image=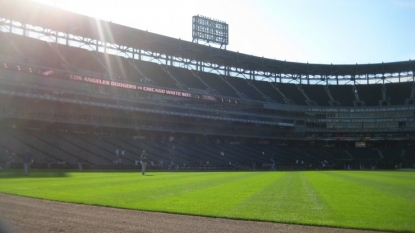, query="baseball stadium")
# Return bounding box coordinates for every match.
[0,1,414,232]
